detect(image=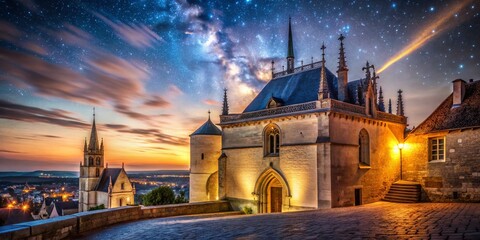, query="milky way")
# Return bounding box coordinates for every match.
[0,0,478,170]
